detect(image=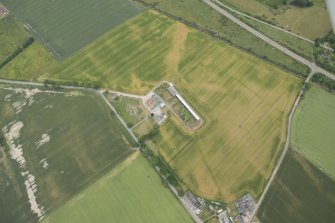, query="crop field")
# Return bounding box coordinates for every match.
[257,150,335,223]
[291,86,335,179]
[0,85,133,222]
[219,0,331,40]
[0,11,301,202]
[43,153,193,223]
[0,15,30,64]
[0,0,143,59]
[47,11,299,202]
